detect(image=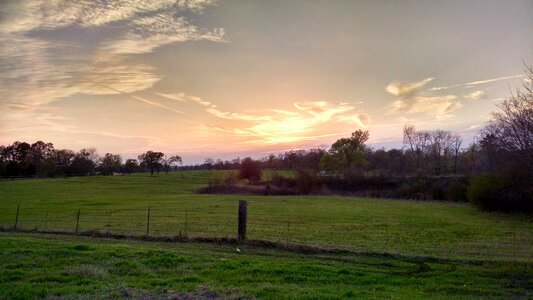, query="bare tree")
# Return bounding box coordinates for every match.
[163,155,183,174]
[451,134,462,175]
